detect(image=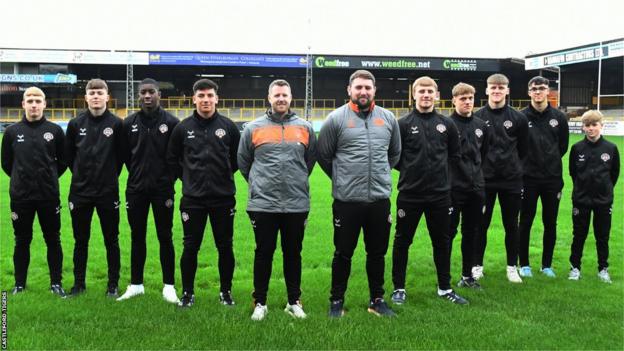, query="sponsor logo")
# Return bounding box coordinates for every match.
[601,153,610,162]
[442,59,477,71]
[182,212,189,222]
[165,199,173,208]
[131,124,138,132]
[549,119,559,127]
[11,212,18,221]
[79,128,87,136]
[17,134,24,142]
[159,124,168,134]
[503,120,513,129]
[334,218,341,227]
[436,124,447,133]
[103,127,114,137]
[43,132,54,142]
[578,154,585,162]
[215,128,226,138]
[250,219,256,228]
[314,56,350,68]
[187,130,195,139]
[484,120,491,127]
[411,126,419,134]
[125,201,130,209]
[475,128,483,138]
[229,208,236,216]
[572,208,579,216]
[397,209,405,218]
[113,201,120,209]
